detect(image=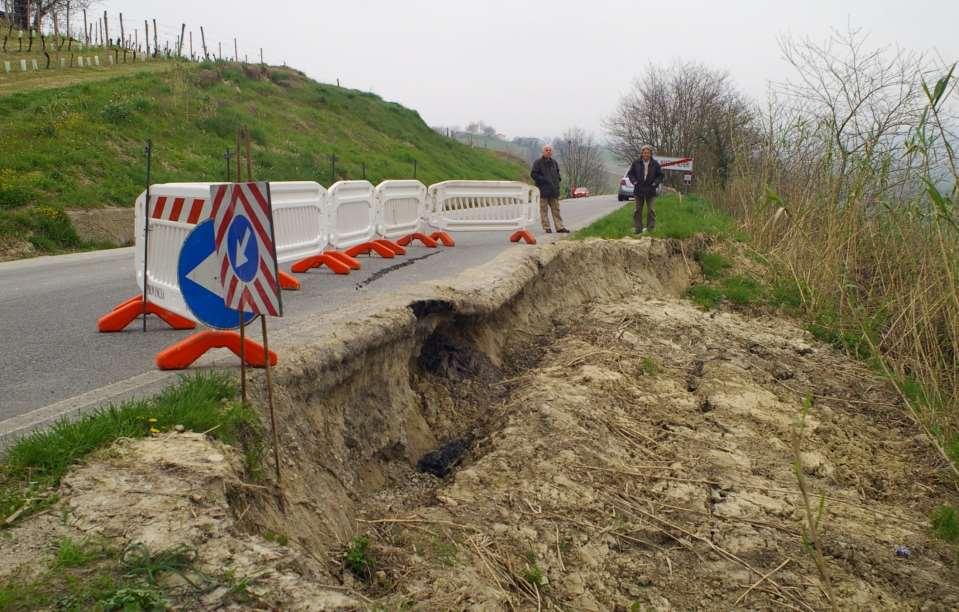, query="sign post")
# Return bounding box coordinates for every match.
[214,179,284,484]
[656,155,694,173]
